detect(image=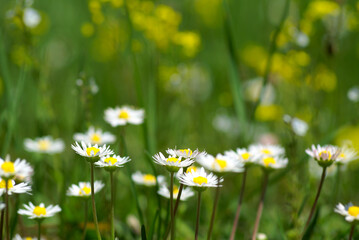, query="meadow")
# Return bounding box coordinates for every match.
[1,0,359,239]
